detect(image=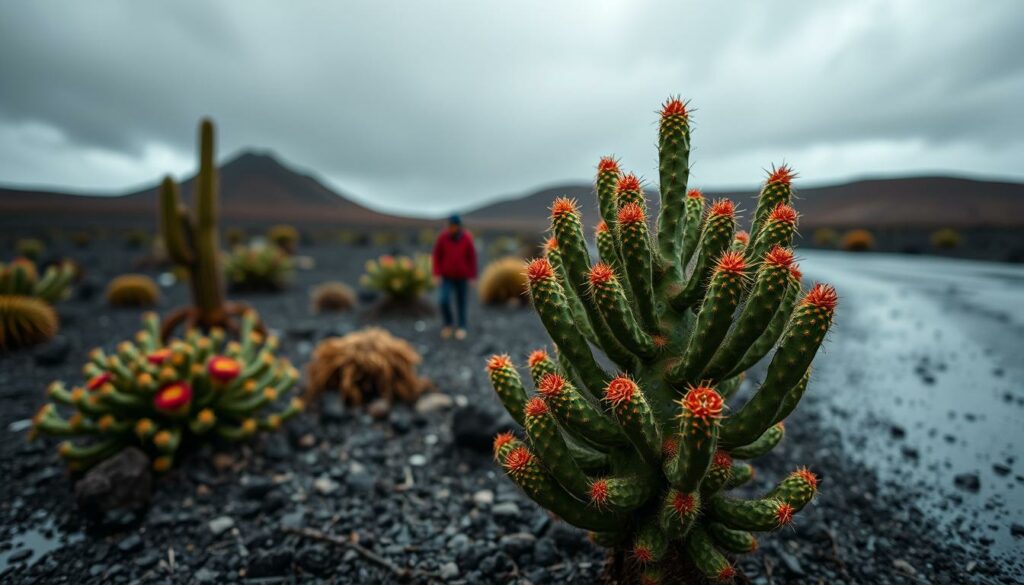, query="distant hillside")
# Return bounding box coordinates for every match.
[0,151,420,227]
[464,176,1024,231]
